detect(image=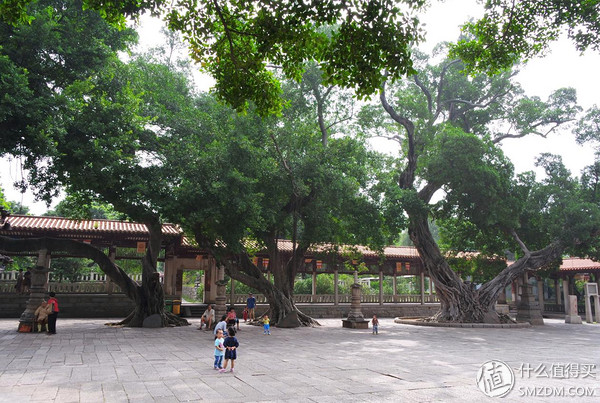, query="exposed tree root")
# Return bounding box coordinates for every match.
[165,312,190,326]
[297,310,320,327]
[423,310,515,324]
[105,310,189,327]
